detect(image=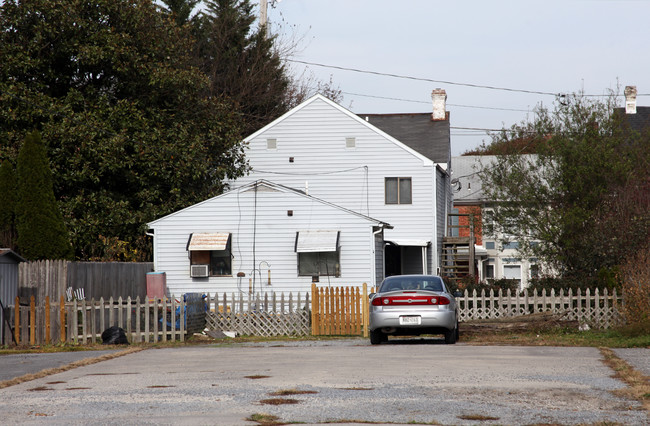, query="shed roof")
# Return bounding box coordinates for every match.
[0,249,26,263]
[616,106,650,132]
